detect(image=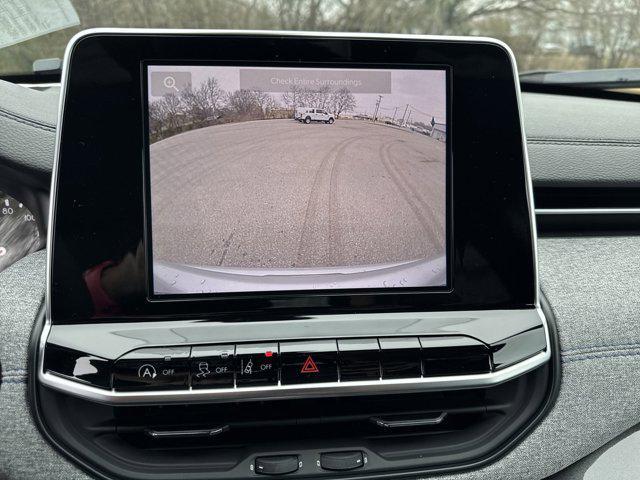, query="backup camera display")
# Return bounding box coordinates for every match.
[146,65,448,295]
